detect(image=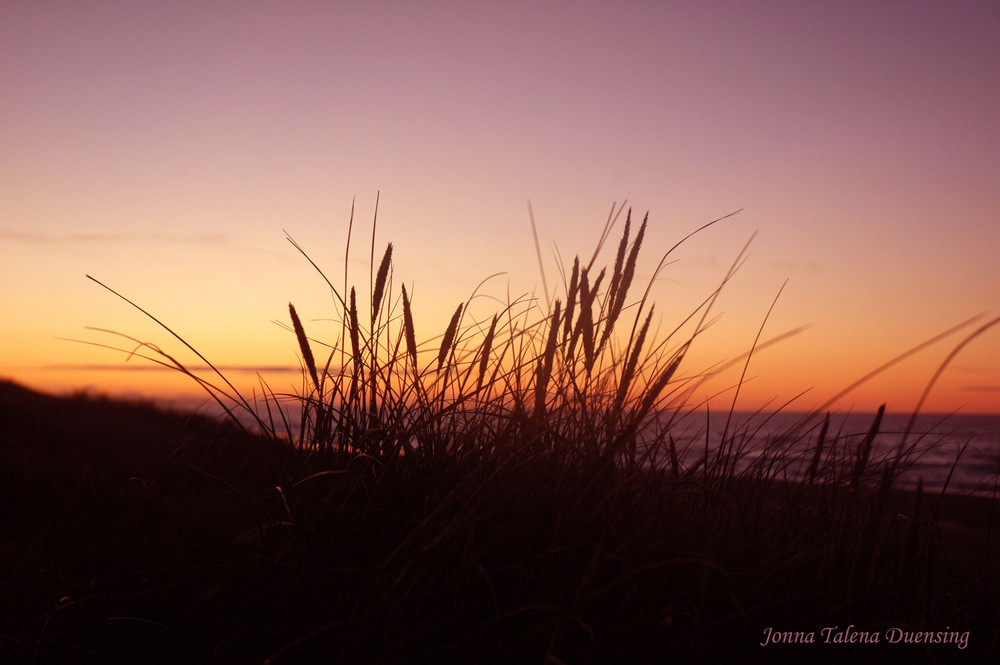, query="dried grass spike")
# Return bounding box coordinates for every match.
[581,303,595,373]
[580,268,603,372]
[438,304,463,371]
[606,208,631,316]
[603,214,647,347]
[615,306,654,410]
[478,314,498,388]
[289,303,320,391]
[639,343,686,414]
[567,268,590,360]
[349,287,362,368]
[401,283,417,372]
[563,257,580,343]
[534,300,561,418]
[372,243,393,326]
